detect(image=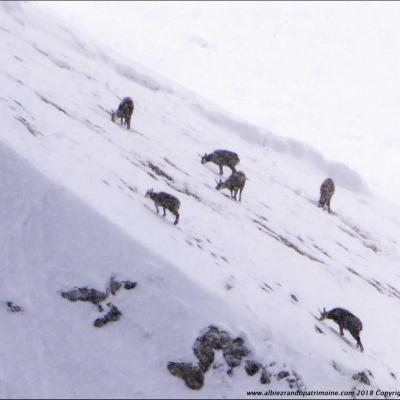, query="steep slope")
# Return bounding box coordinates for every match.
[1,3,400,398]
